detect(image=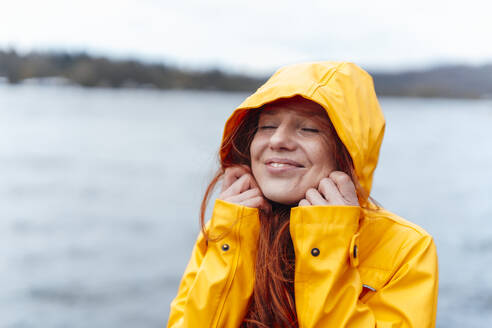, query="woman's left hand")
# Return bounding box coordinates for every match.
[299,171,359,206]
